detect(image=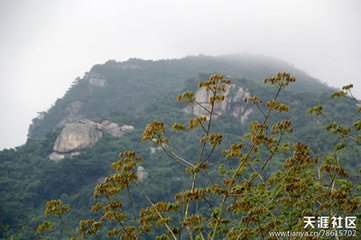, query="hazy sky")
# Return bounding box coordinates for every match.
[0,0,360,150]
